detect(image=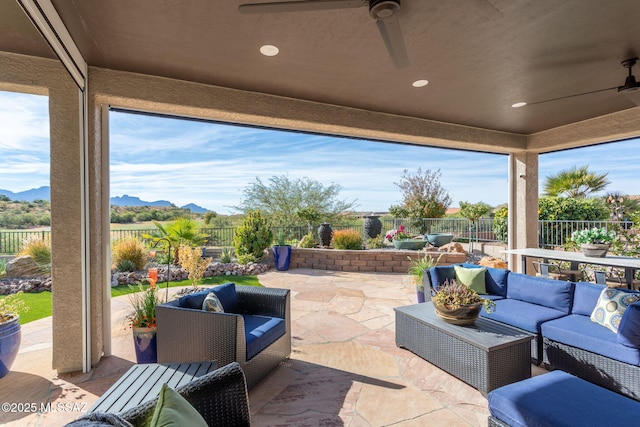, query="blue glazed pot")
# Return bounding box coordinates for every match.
[273,245,292,271]
[133,327,158,364]
[425,233,454,247]
[0,316,21,378]
[392,239,427,250]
